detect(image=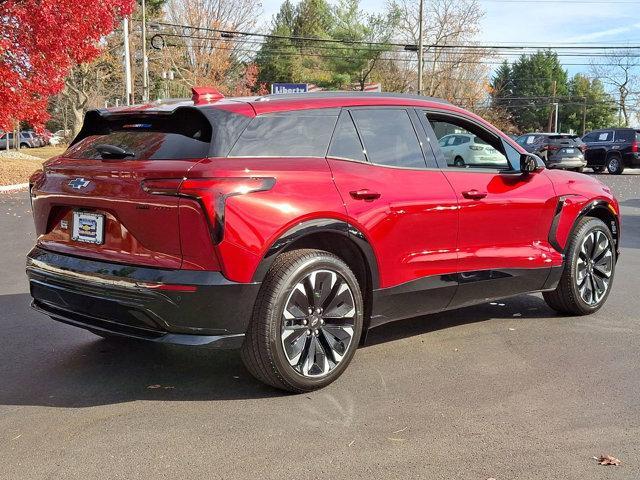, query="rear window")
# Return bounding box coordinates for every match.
[548,135,580,145]
[66,107,249,160]
[229,109,339,157]
[615,130,640,142]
